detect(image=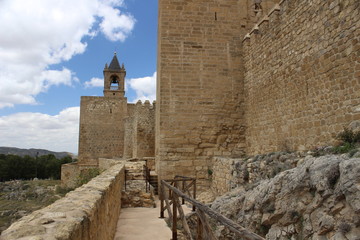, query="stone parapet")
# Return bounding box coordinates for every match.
[1,163,125,240]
